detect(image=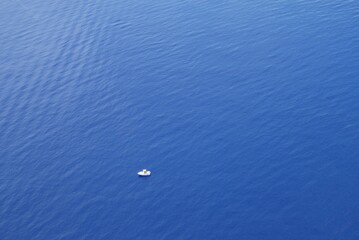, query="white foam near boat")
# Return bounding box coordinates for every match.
[138,169,151,176]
